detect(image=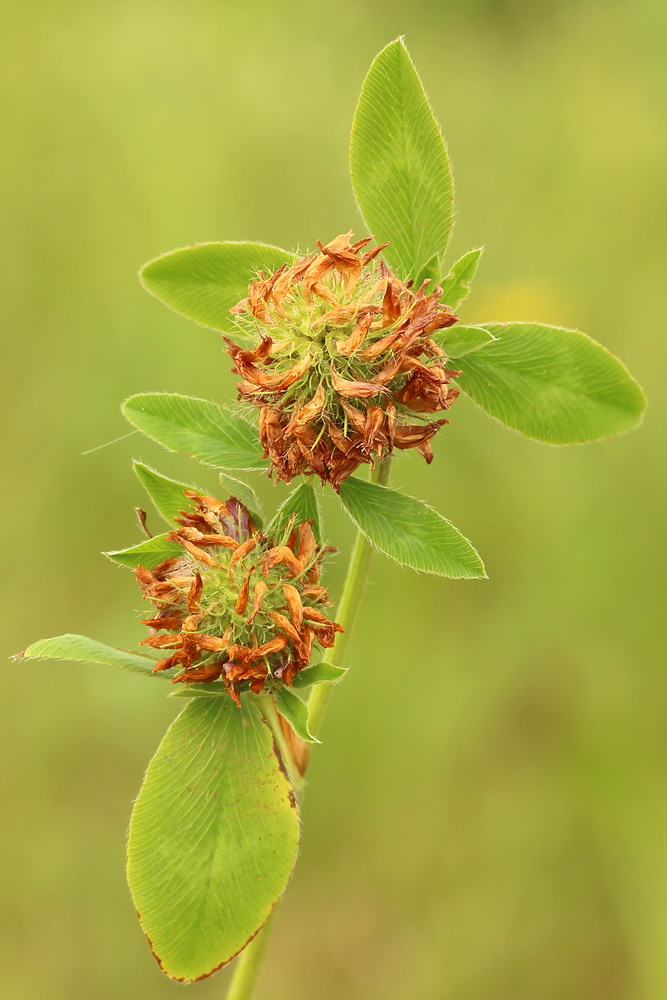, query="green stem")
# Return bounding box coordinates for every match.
[224,457,392,1000]
[224,911,275,1000]
[308,456,391,736]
